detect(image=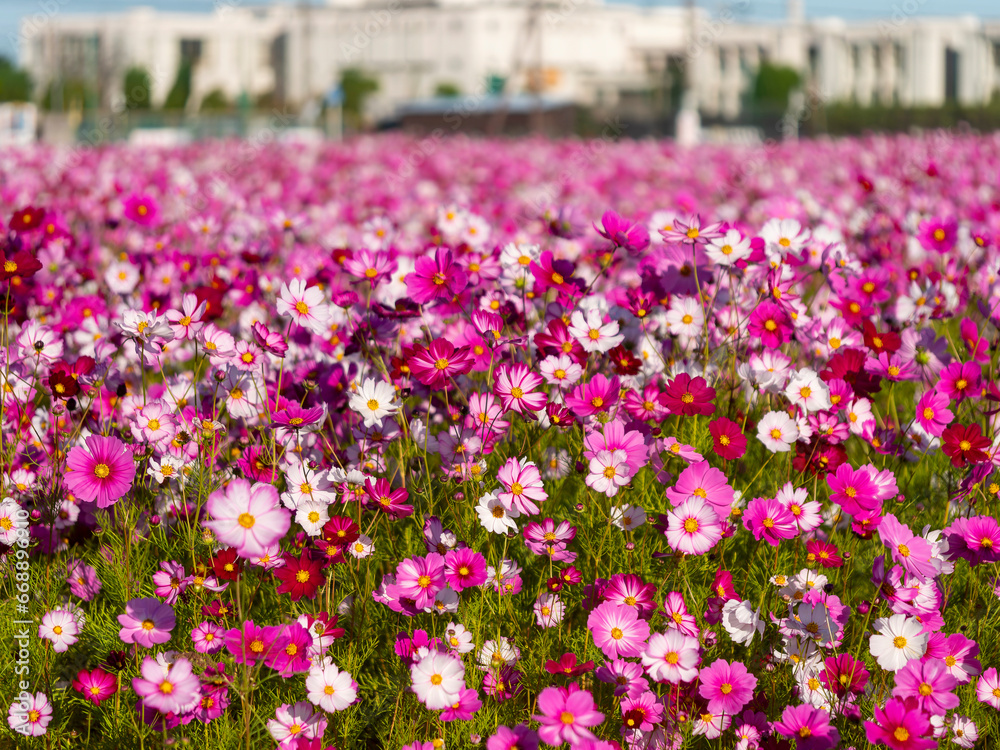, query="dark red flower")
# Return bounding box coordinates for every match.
[708,417,746,459]
[544,652,594,676]
[546,402,576,429]
[9,206,45,232]
[819,653,869,696]
[862,321,901,356]
[48,370,79,400]
[201,600,234,620]
[625,288,657,320]
[659,373,716,416]
[819,348,881,398]
[0,250,42,281]
[321,516,359,547]
[941,423,991,468]
[608,345,641,376]
[211,548,242,582]
[273,552,326,601]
